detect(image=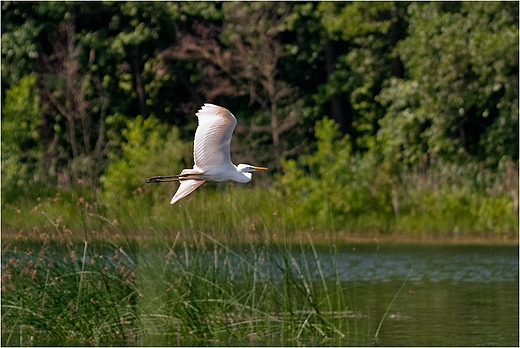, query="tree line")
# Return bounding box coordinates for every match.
[2,2,518,209]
